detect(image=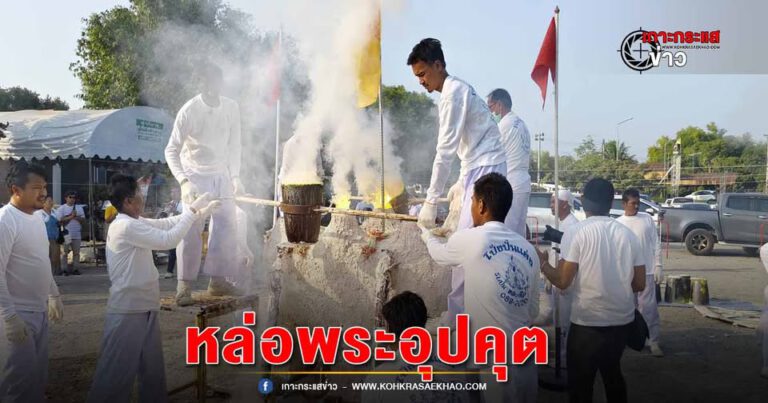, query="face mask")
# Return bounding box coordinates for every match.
[491,112,501,123]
